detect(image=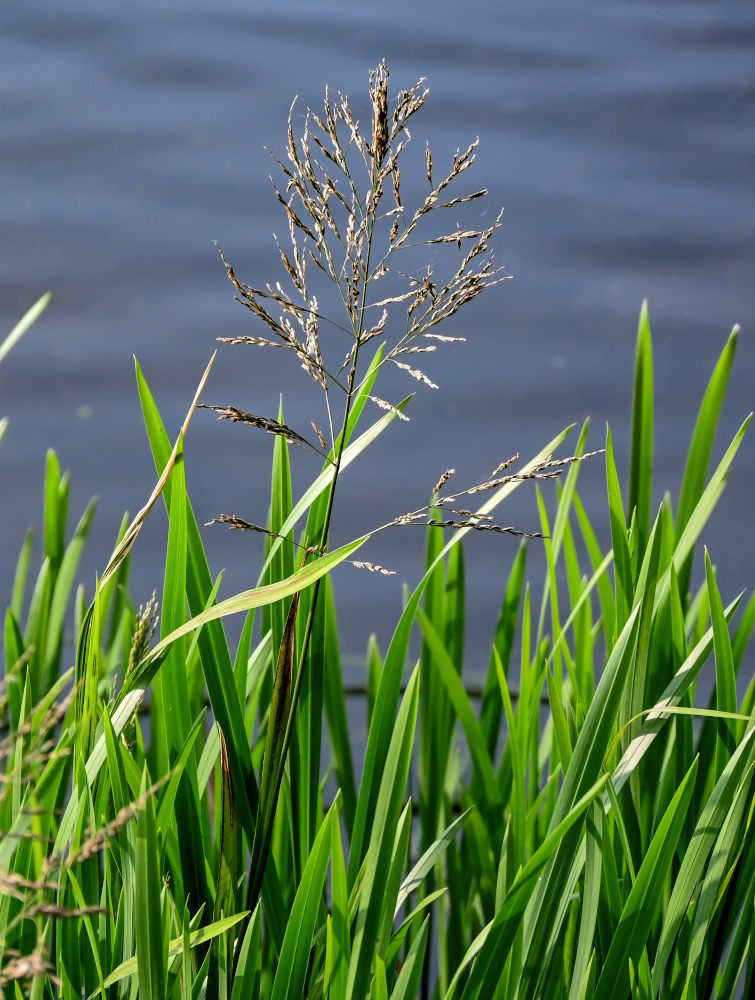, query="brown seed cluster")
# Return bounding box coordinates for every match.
[387,450,604,539]
[351,560,396,576]
[199,403,330,460]
[205,62,546,565]
[210,58,505,456]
